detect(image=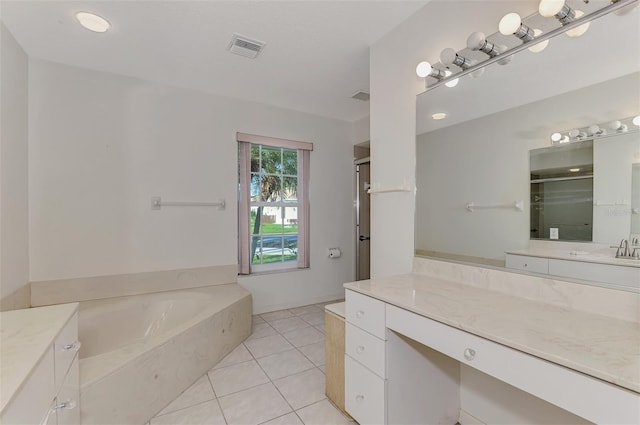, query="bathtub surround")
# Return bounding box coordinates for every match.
[28,59,353,314]
[79,284,251,425]
[0,22,29,311]
[31,264,237,307]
